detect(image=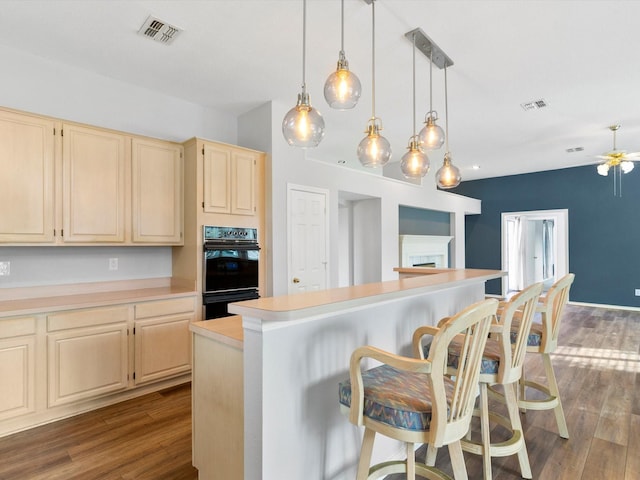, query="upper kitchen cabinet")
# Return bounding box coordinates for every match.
[203,142,257,216]
[0,106,186,246]
[0,109,55,243]
[132,138,183,244]
[62,124,128,243]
